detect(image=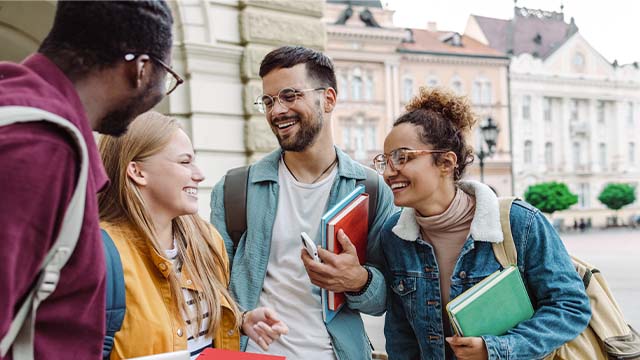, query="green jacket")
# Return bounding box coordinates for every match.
[210,147,395,359]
